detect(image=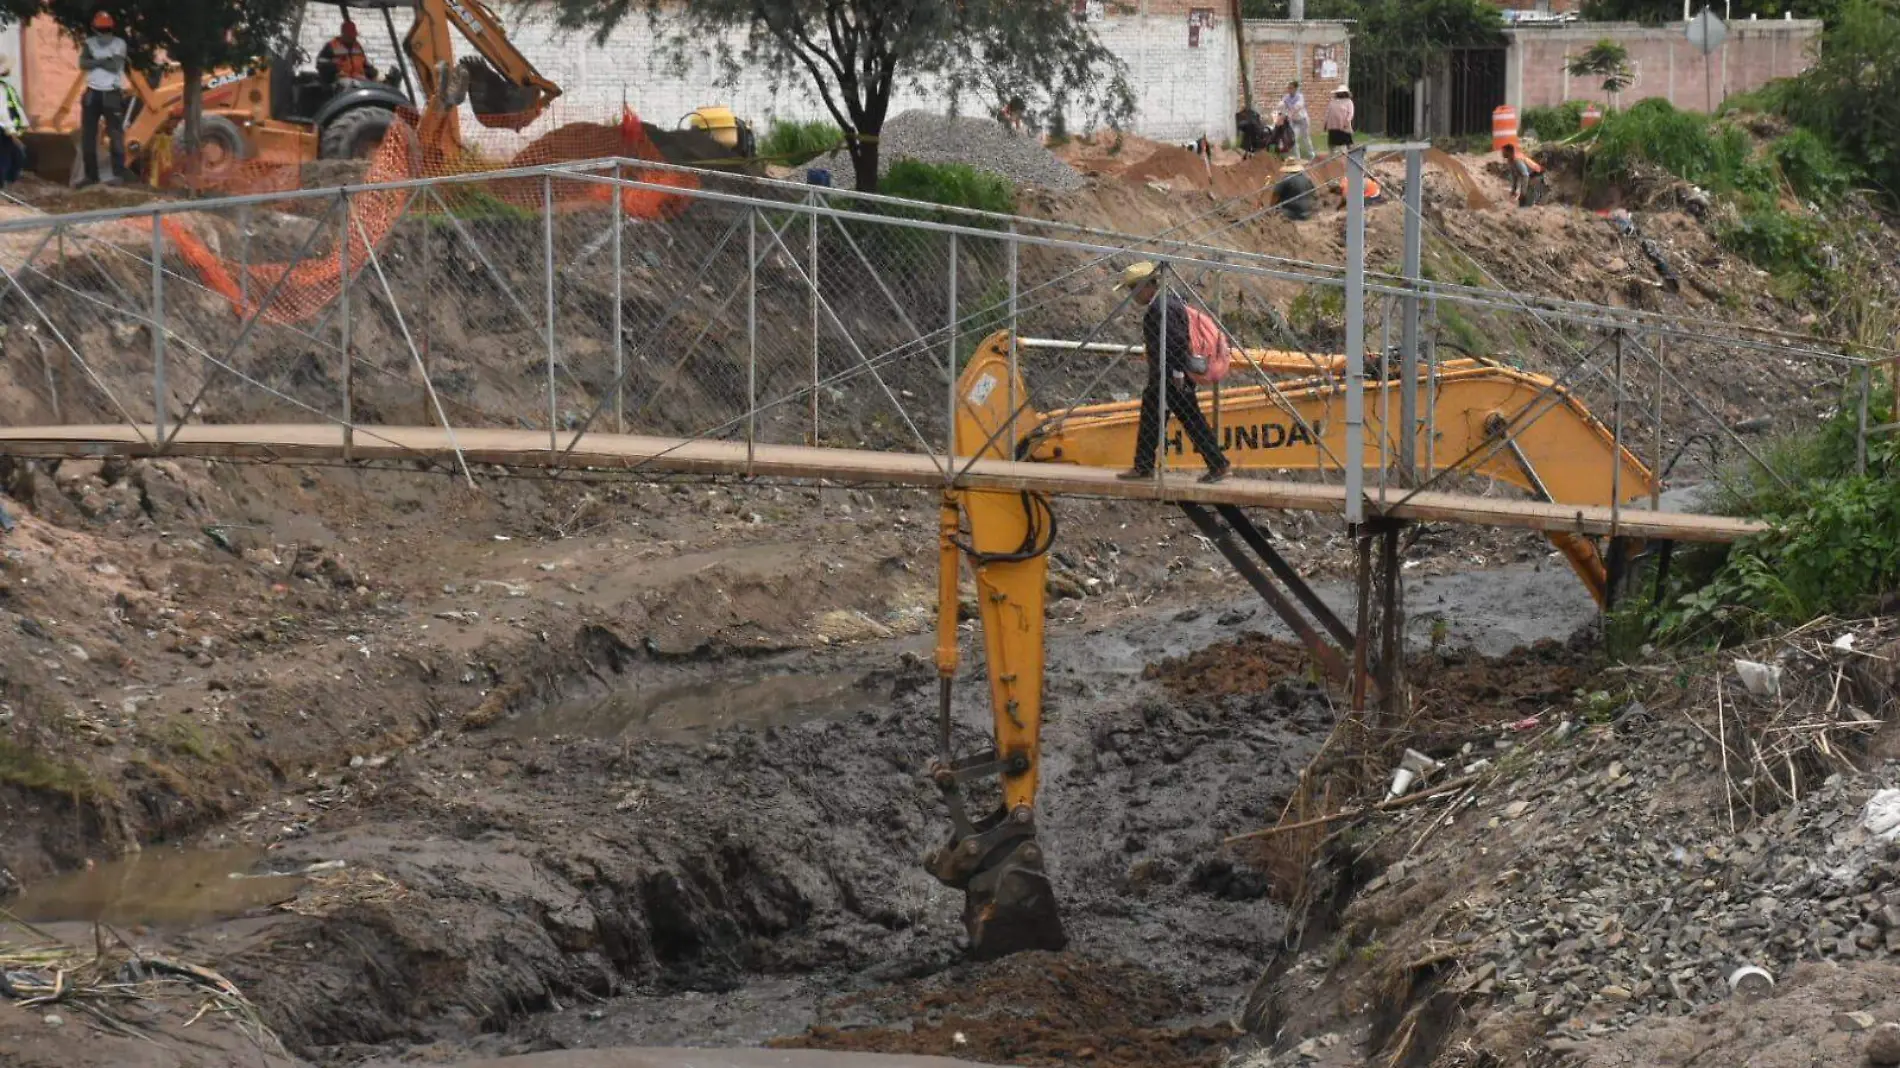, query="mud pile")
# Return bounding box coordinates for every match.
[776,954,1235,1067]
